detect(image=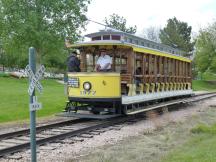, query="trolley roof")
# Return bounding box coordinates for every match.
[66,30,192,62]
